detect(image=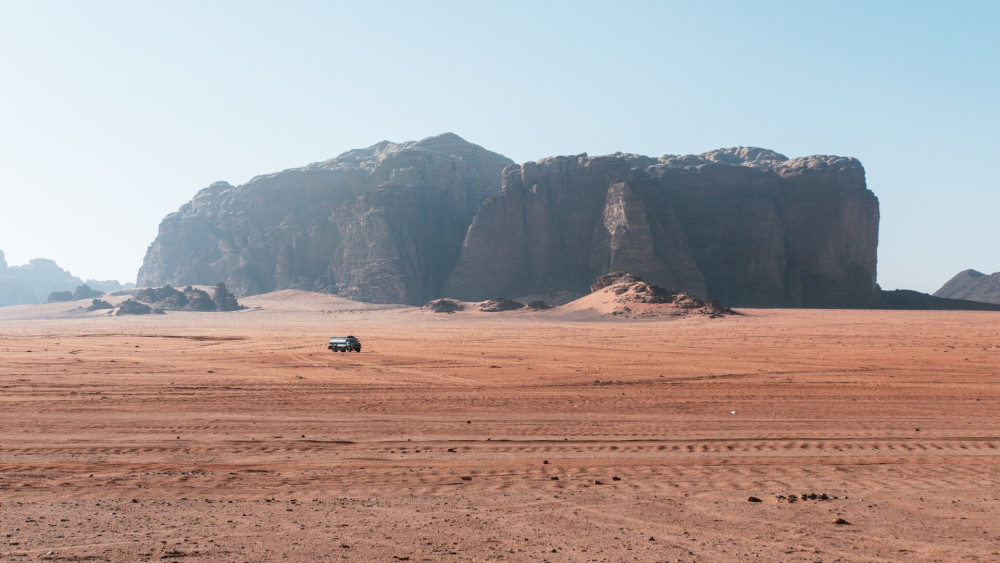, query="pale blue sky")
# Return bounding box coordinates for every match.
[1,1,997,292]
